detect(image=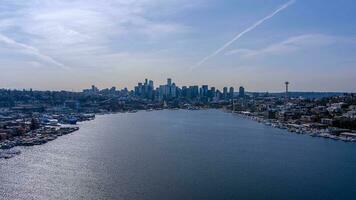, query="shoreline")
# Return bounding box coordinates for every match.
[0,126,79,159]
[233,111,356,143]
[2,108,355,159]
